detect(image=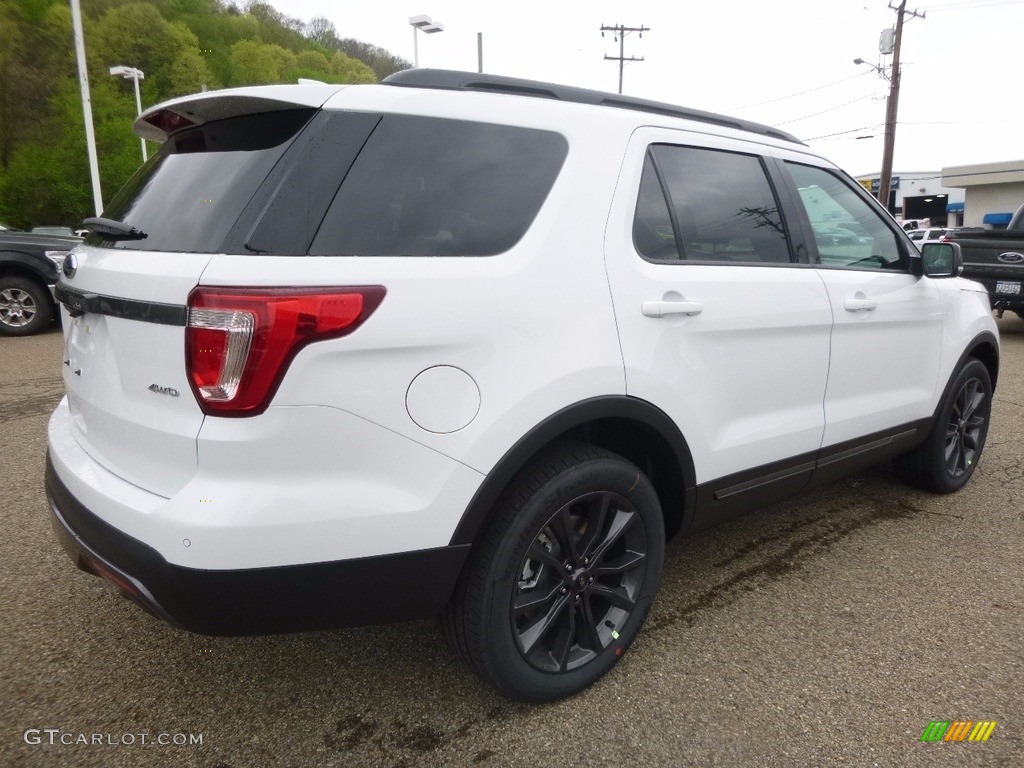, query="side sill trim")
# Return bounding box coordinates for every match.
[714,461,816,501]
[816,428,918,468]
